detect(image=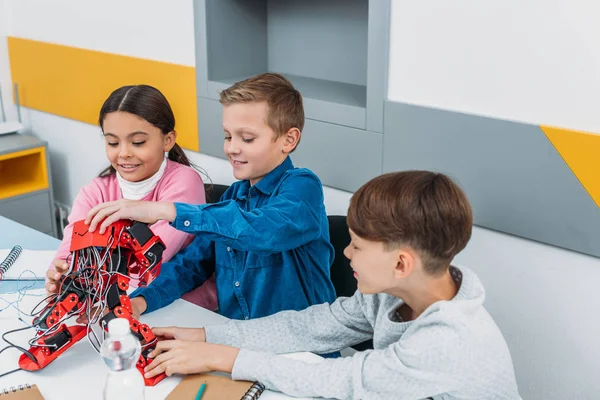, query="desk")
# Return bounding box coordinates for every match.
[0,217,320,399]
